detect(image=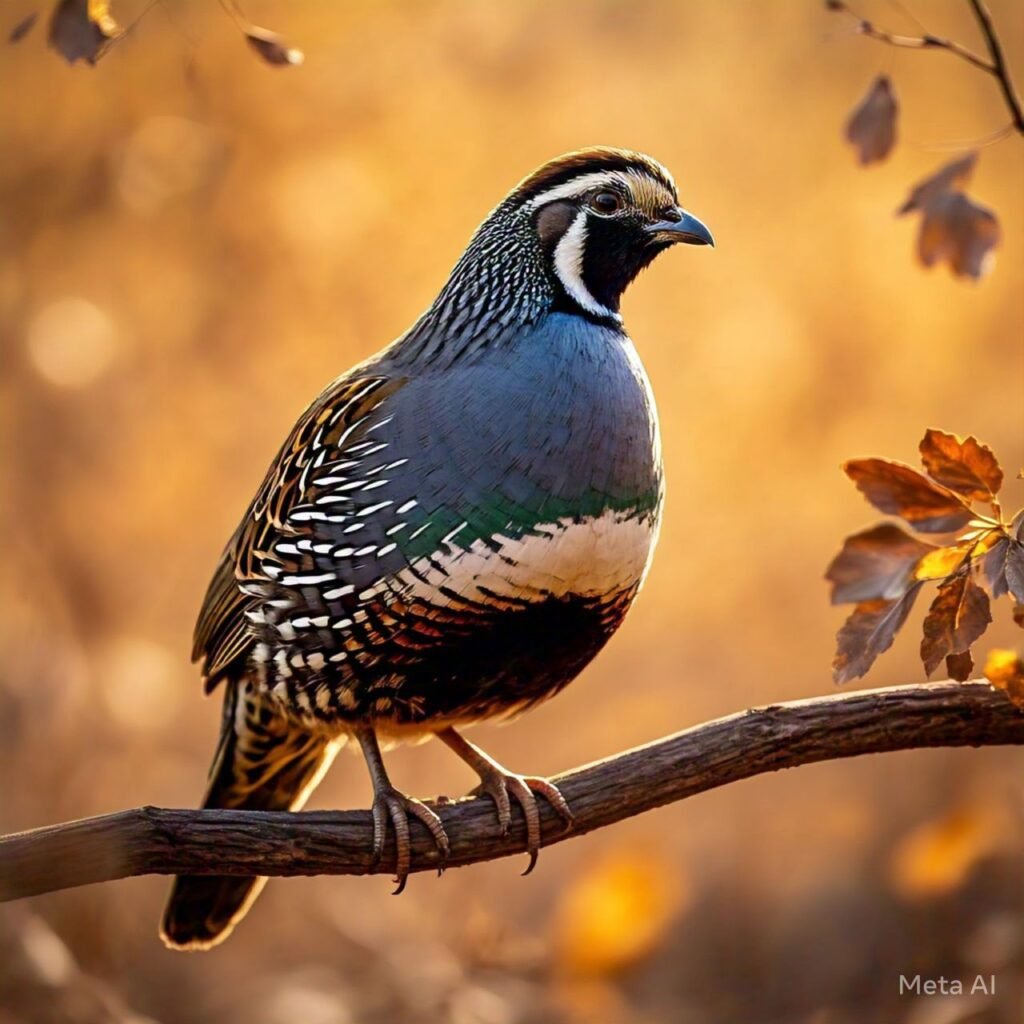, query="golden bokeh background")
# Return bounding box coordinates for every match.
[1,2,1022,1022]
